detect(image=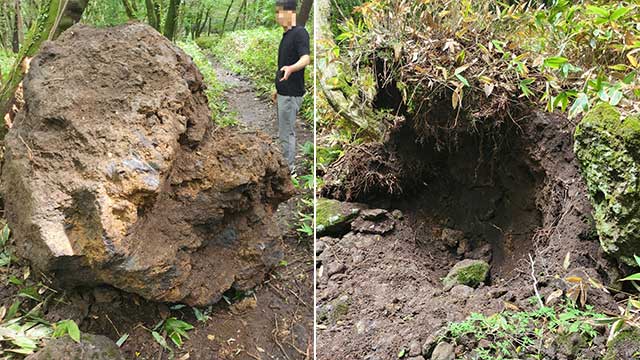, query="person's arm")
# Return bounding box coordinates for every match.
[280,54,310,81]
